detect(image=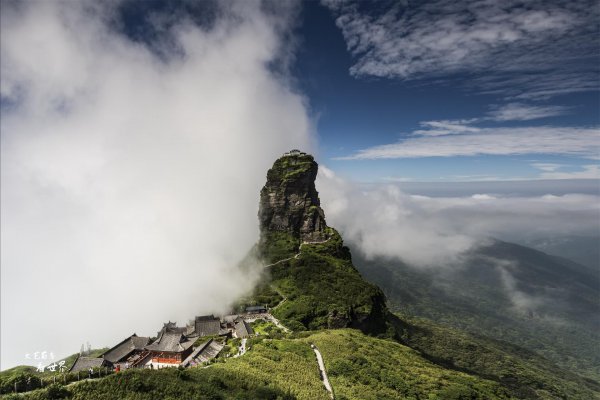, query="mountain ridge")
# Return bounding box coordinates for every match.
[351,237,600,380]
